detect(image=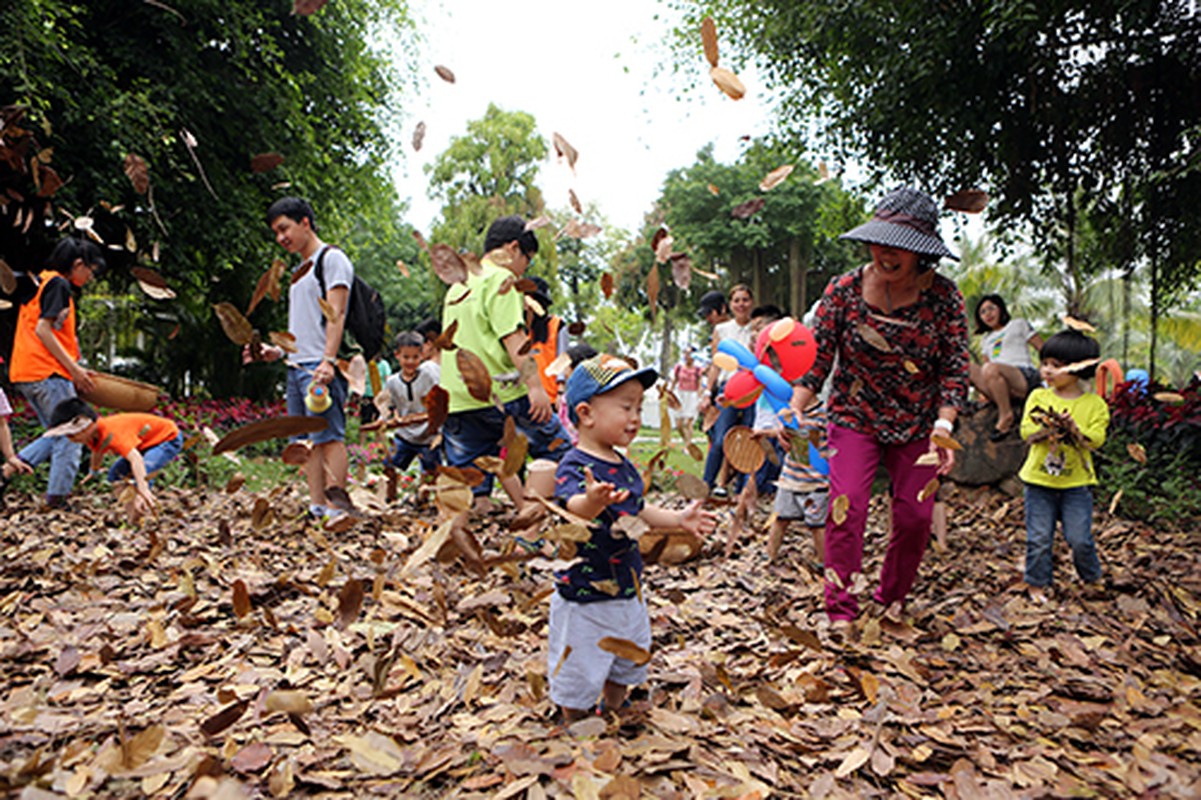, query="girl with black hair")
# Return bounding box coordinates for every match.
[7,236,104,509]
